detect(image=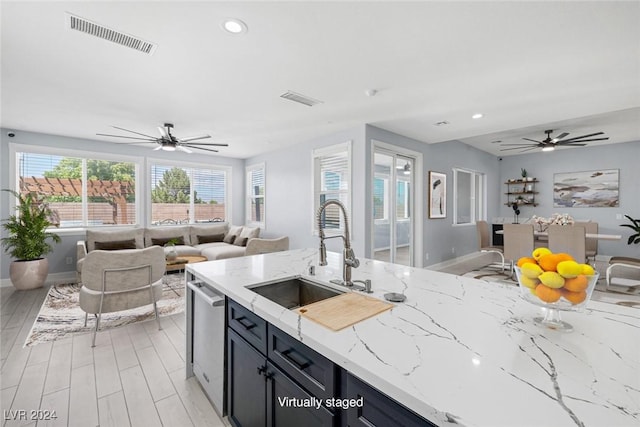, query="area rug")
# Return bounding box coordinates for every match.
[25,273,185,347]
